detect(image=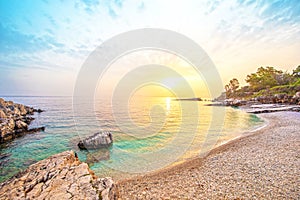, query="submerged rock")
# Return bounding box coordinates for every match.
[78,131,113,150]
[86,148,111,164]
[0,151,115,200]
